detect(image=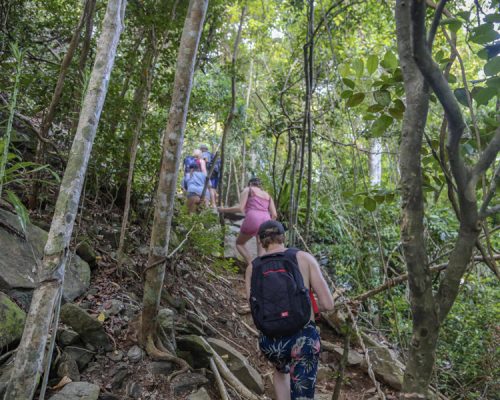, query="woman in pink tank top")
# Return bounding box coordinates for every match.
[218,177,277,263]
